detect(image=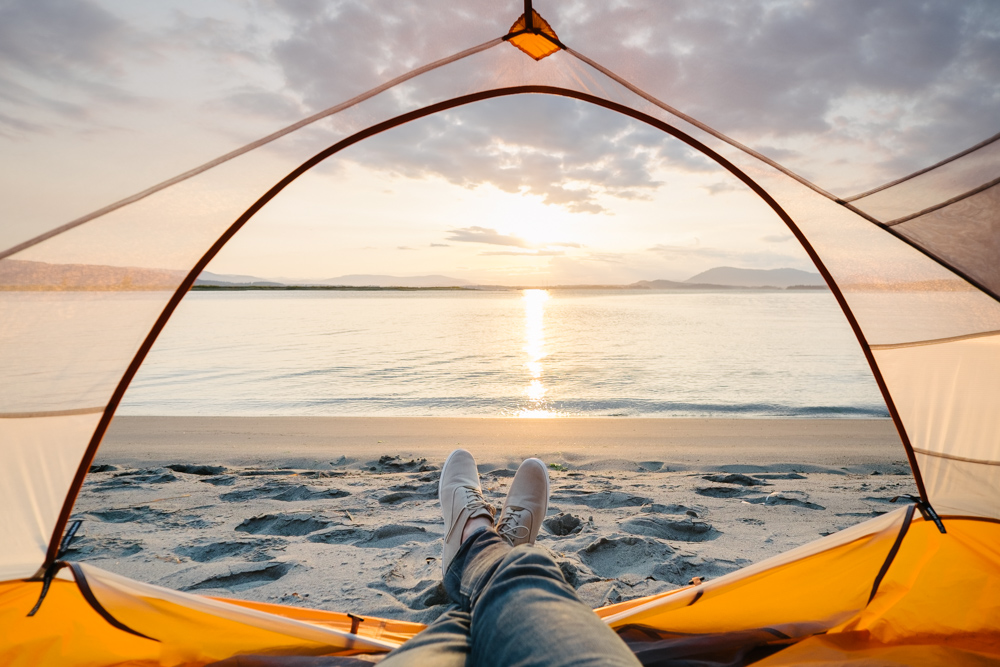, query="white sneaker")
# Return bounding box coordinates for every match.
[496,458,549,547]
[439,449,495,575]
